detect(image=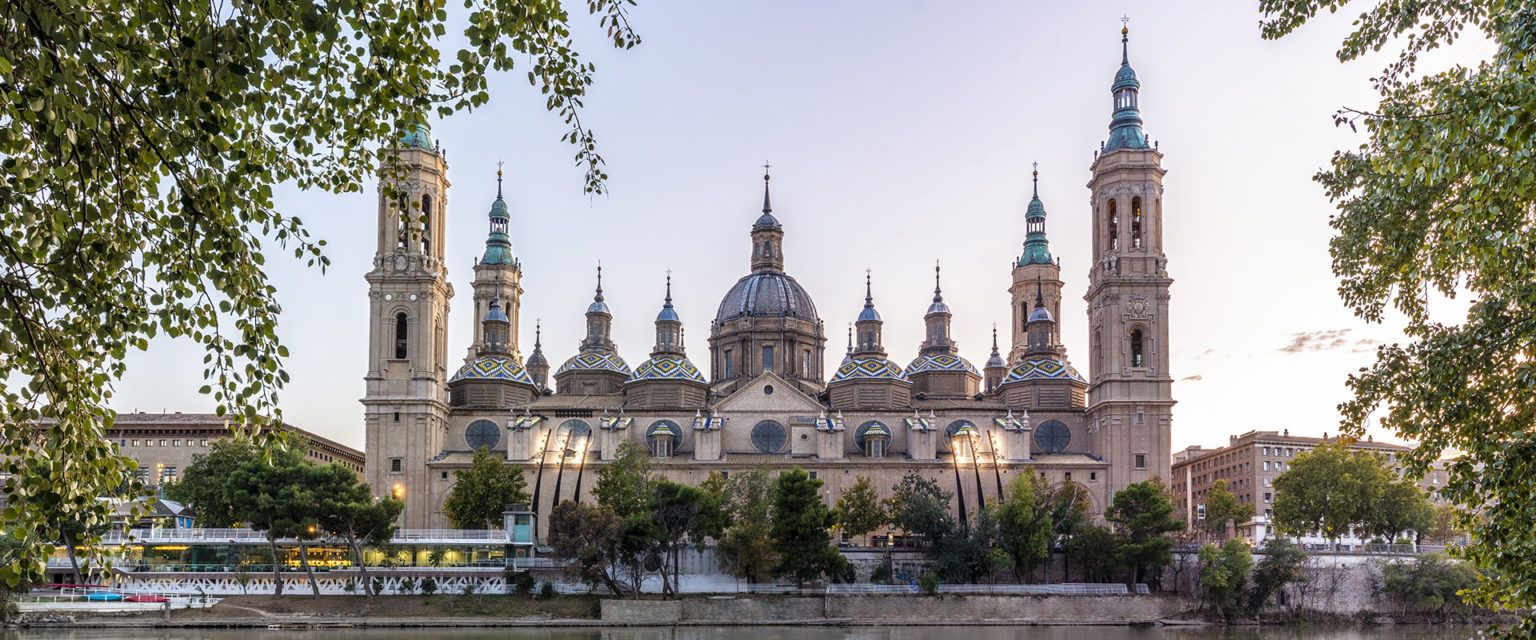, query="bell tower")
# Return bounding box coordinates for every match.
[362,123,454,527]
[1085,24,1174,497]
